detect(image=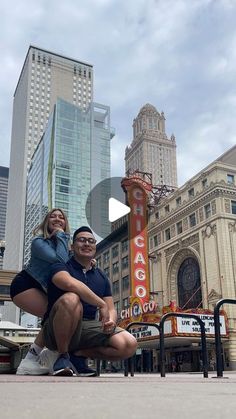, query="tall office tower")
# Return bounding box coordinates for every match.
[0,167,9,269]
[4,46,93,271]
[125,104,178,187]
[20,98,111,327]
[24,98,112,266]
